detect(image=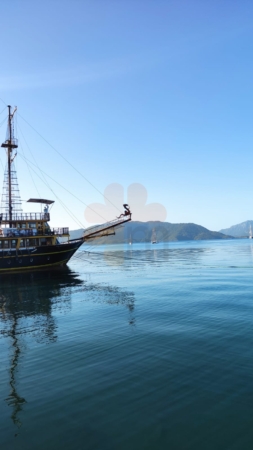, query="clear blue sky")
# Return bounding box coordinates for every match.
[0,0,253,231]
